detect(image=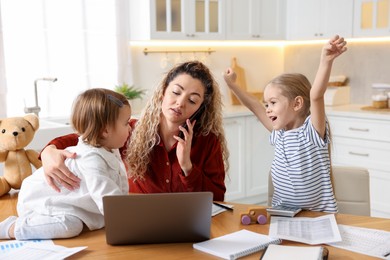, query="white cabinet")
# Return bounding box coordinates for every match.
[226,0,286,40]
[353,0,390,37]
[328,114,390,218]
[129,0,226,40]
[224,114,274,204]
[223,116,246,201]
[286,0,354,40]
